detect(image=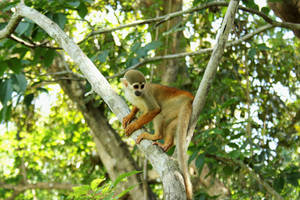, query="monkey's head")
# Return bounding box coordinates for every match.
[121,70,146,97]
